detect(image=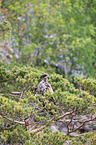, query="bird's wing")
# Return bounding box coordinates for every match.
[35,80,47,94]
